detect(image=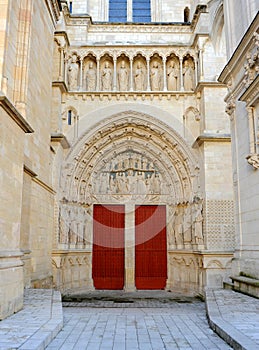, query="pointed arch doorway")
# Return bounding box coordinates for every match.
[58,111,202,293]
